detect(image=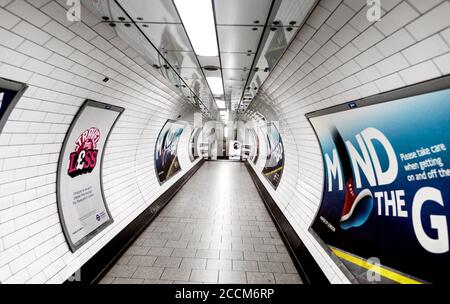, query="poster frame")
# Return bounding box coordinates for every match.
[56,99,124,252]
[154,119,187,185]
[0,77,28,134]
[251,128,260,164]
[189,127,201,162]
[261,122,285,190]
[305,75,450,283]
